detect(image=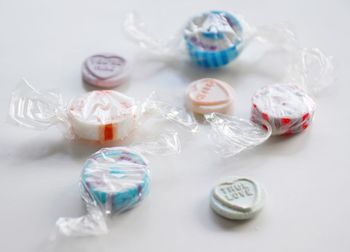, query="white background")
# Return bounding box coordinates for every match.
[1,0,349,251]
